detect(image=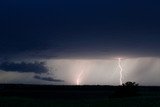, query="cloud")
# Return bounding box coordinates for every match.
[34,75,64,82]
[0,1,160,59]
[0,61,48,74]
